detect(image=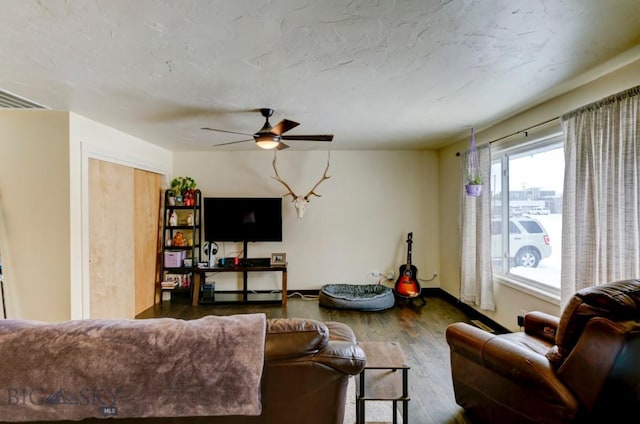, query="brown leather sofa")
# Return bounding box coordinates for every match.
[0,317,366,424]
[446,278,640,423]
